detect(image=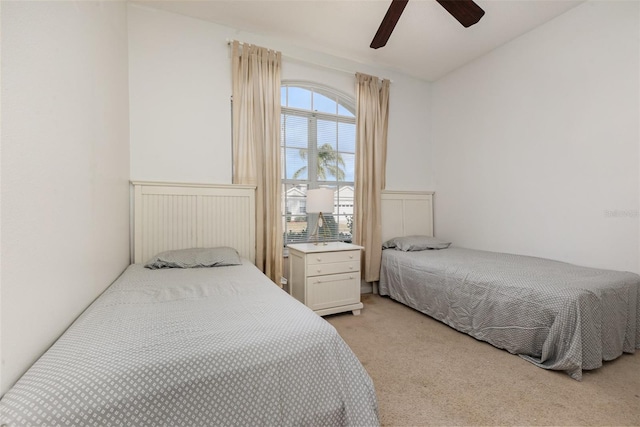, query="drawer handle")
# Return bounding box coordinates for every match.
[317,269,322,273]
[349,255,354,259]
[349,266,354,270]
[350,276,354,279]
[316,258,322,262]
